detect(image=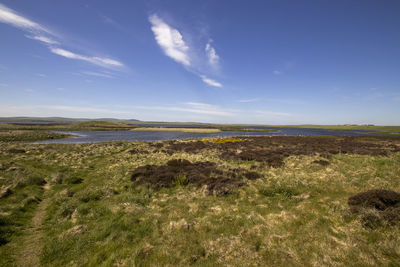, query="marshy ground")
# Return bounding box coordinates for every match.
[1,129,400,266]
